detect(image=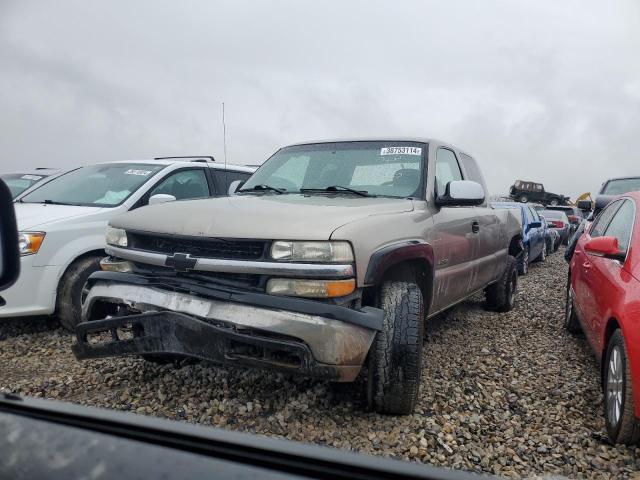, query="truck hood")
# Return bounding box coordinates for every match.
[111,194,414,240]
[14,203,104,230]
